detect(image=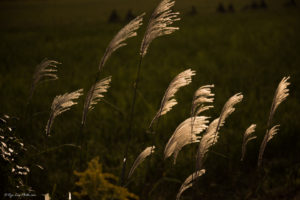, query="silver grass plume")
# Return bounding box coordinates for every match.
[176,169,206,200]
[140,0,180,57]
[99,13,145,71]
[128,146,155,179]
[258,125,280,167]
[149,69,195,129]
[241,124,257,161]
[266,76,290,127]
[164,116,209,164]
[258,76,290,167]
[213,93,243,143]
[196,118,220,170]
[30,58,60,100]
[45,89,83,136]
[81,76,111,126]
[190,85,214,150]
[191,85,215,117]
